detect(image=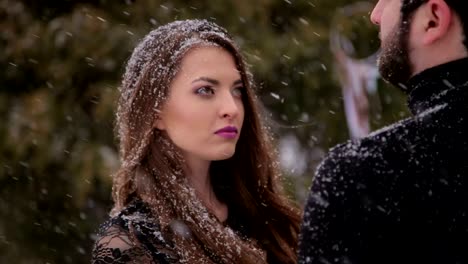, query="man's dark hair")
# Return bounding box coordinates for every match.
[401,0,468,49]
